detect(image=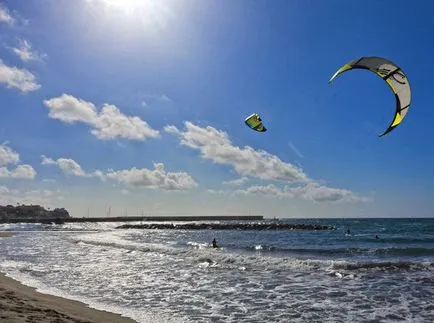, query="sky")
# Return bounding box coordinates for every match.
[0,0,433,218]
